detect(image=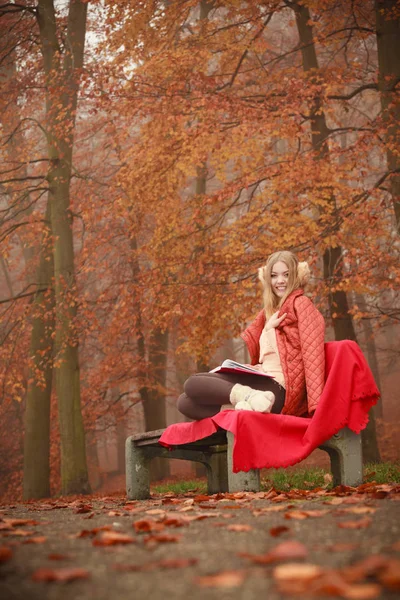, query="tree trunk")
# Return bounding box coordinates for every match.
[375,0,400,232]
[23,200,55,499]
[293,1,357,342]
[37,0,90,495]
[85,430,101,491]
[0,33,56,499]
[140,328,169,481]
[293,2,381,463]
[354,293,382,463]
[115,411,126,474]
